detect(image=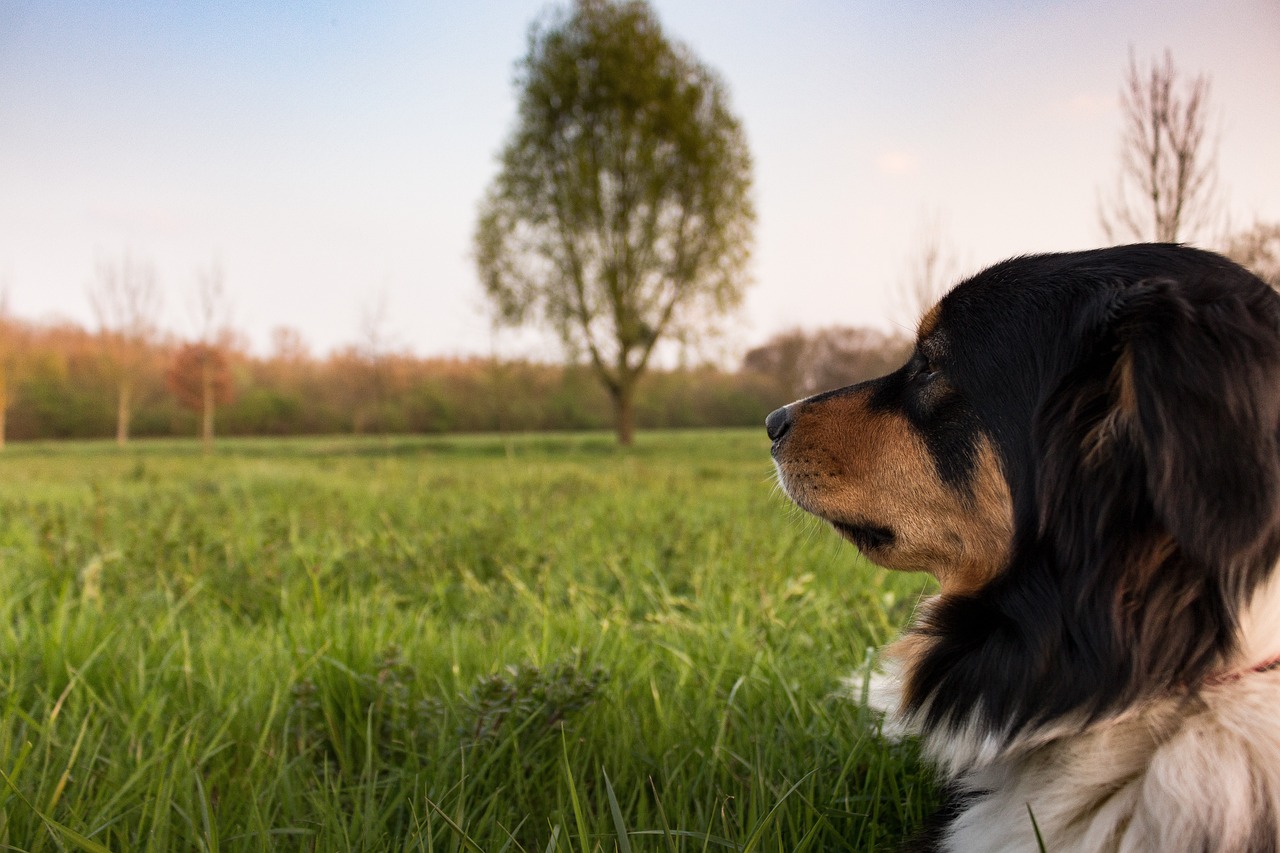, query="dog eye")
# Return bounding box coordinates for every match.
[914,358,939,382]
